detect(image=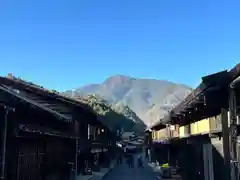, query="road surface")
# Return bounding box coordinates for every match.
[103,154,158,180]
